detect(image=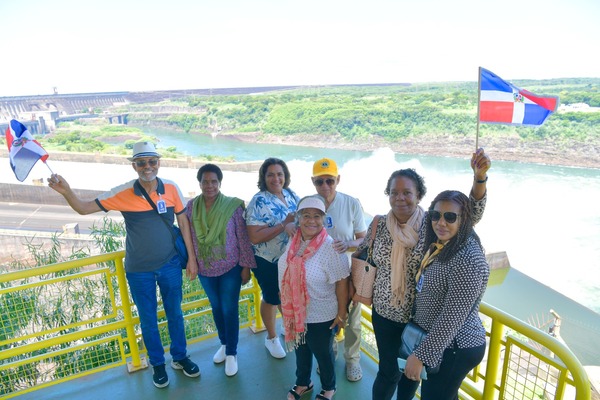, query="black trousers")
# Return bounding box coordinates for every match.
[371,309,420,400]
[419,343,486,400]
